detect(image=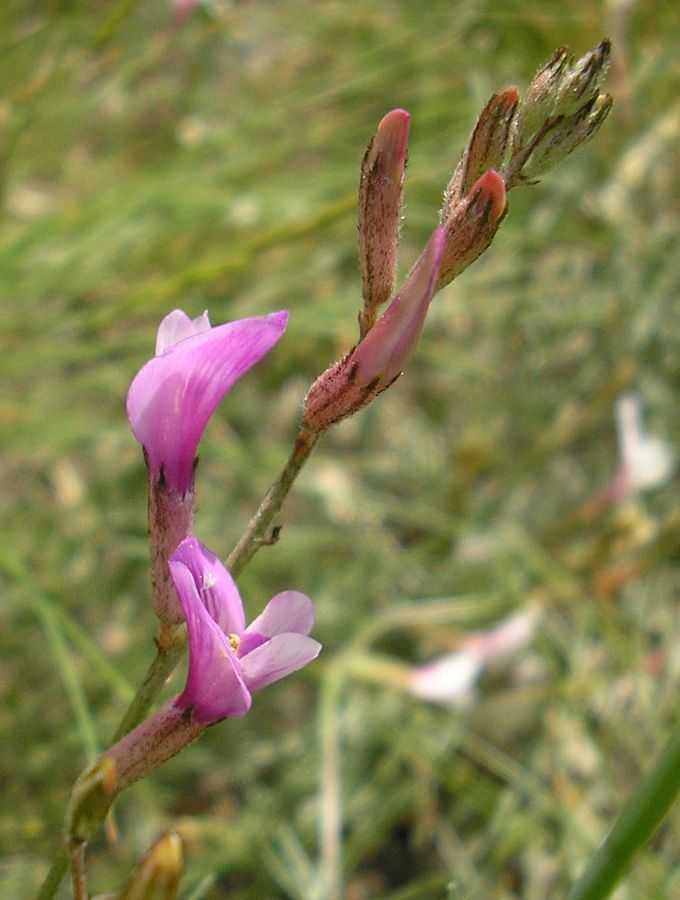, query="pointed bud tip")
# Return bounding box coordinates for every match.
[373,108,411,182]
[66,755,118,842]
[150,831,184,872]
[501,85,520,108]
[118,832,184,899]
[596,38,612,60]
[470,169,507,221]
